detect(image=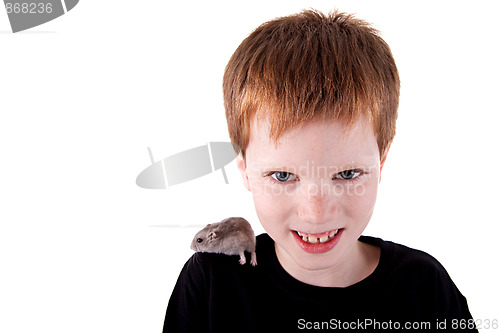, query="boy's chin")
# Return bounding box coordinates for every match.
[293,254,341,272]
